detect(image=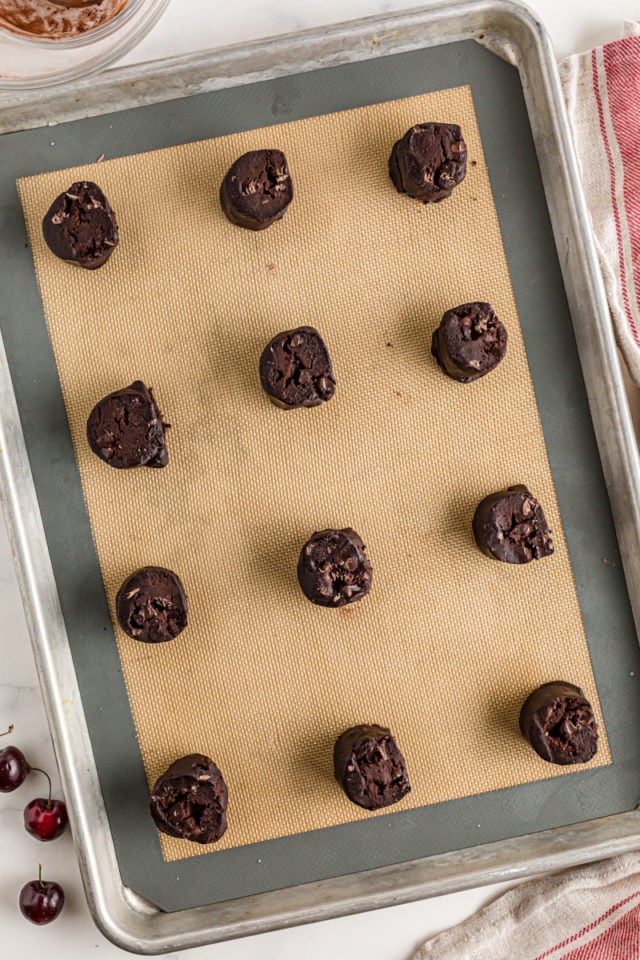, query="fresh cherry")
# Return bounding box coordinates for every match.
[24,798,68,842]
[19,864,64,925]
[24,768,68,841]
[0,725,29,792]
